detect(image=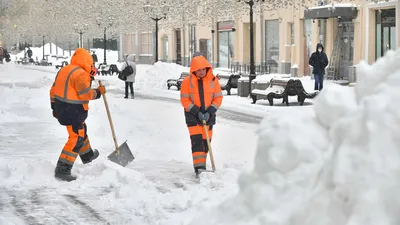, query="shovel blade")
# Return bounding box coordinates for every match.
[107,141,134,167]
